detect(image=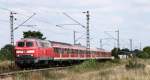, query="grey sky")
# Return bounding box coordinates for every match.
[0,0,150,50]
